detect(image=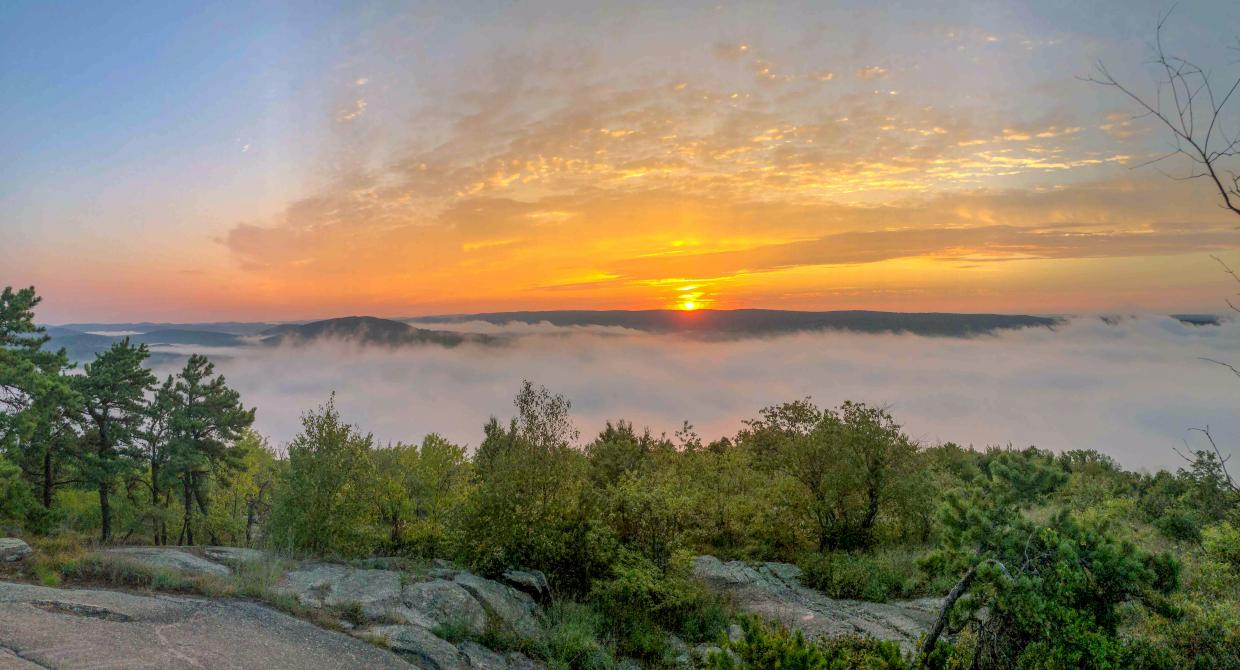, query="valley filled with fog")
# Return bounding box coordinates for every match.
[131,314,1239,470]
